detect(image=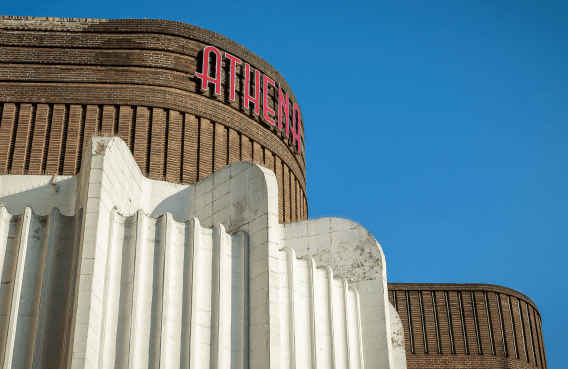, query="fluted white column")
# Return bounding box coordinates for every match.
[281,246,297,369]
[3,207,32,368]
[300,255,318,369]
